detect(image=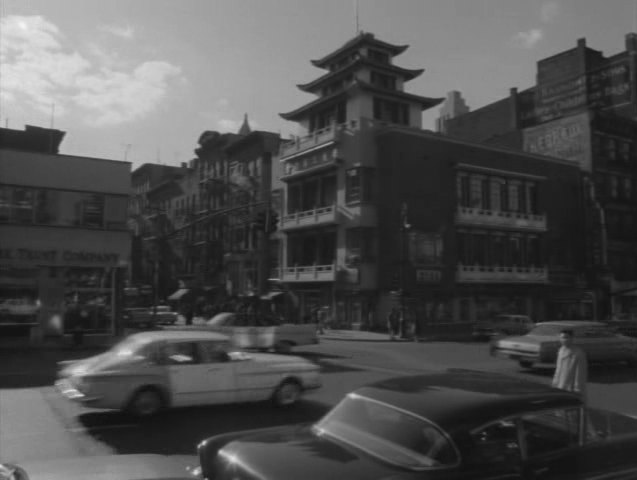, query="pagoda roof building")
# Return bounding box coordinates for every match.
[280,31,443,123]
